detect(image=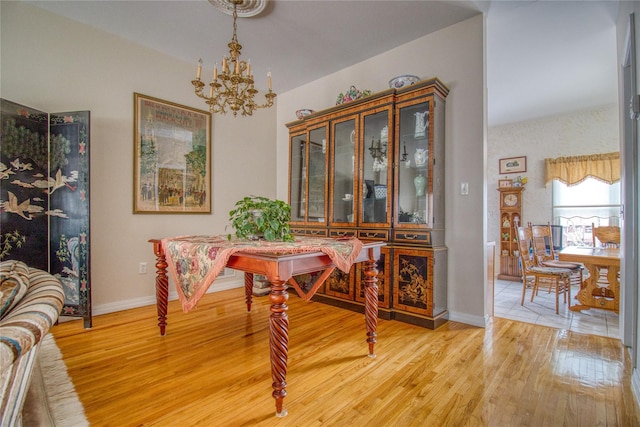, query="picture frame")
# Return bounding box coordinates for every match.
[499,156,527,174]
[133,93,211,214]
[498,179,513,188]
